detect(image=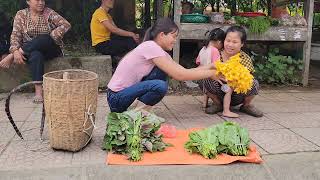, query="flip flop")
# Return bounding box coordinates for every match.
[218,112,240,118]
[239,105,263,117]
[204,104,223,114]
